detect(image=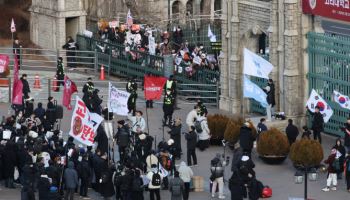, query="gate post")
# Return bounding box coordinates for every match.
[216,81,220,108]
[48,78,51,98]
[8,77,11,103]
[94,49,98,74]
[108,53,111,77]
